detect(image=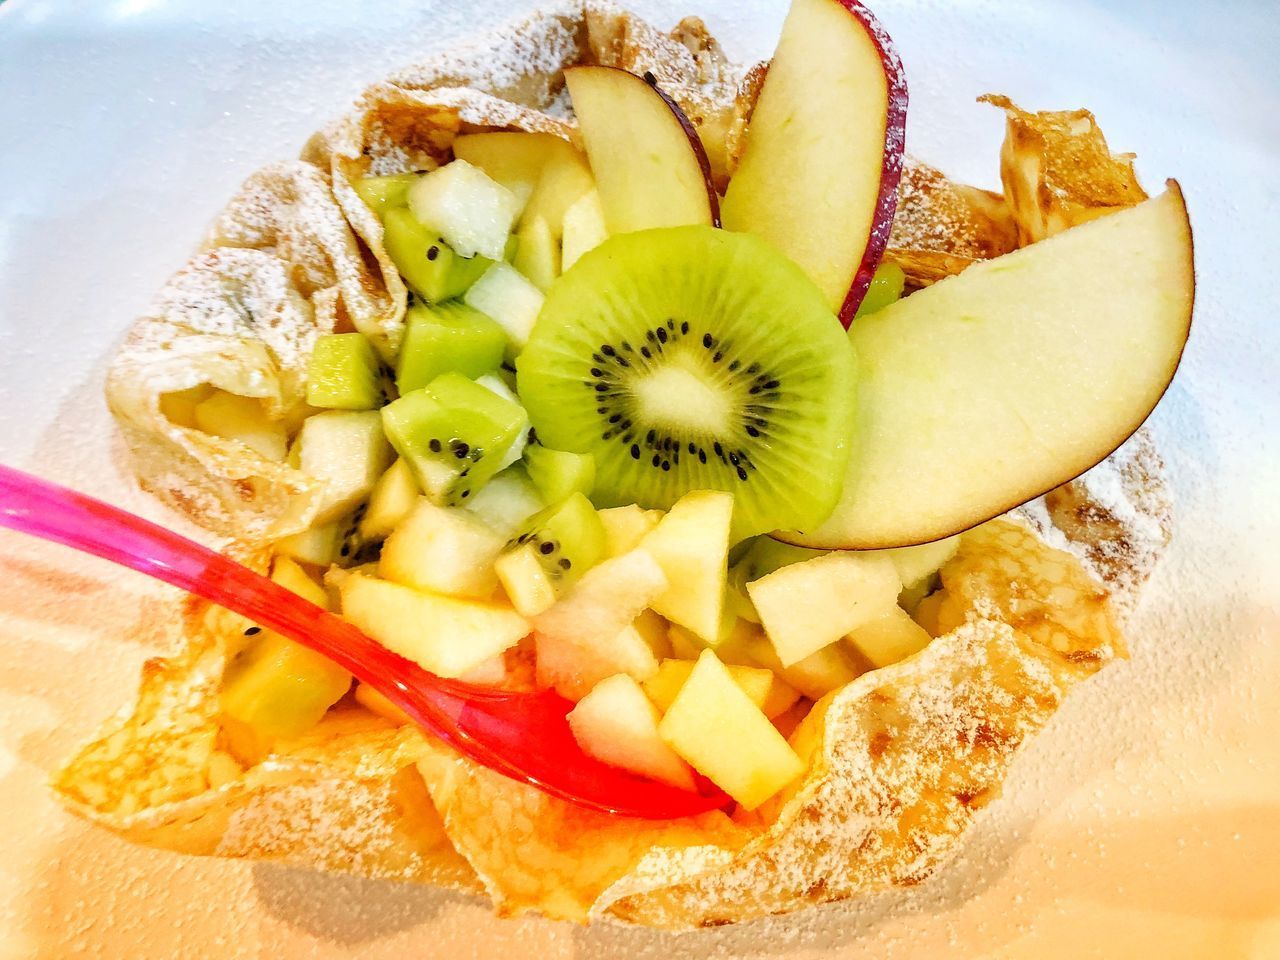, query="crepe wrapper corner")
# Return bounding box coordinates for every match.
[75,1,1172,927]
